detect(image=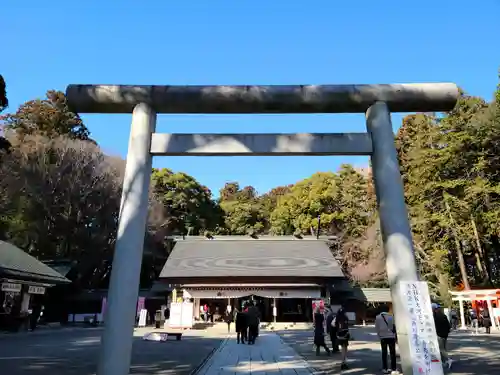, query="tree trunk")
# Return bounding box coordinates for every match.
[444,199,470,290]
[470,215,492,285]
